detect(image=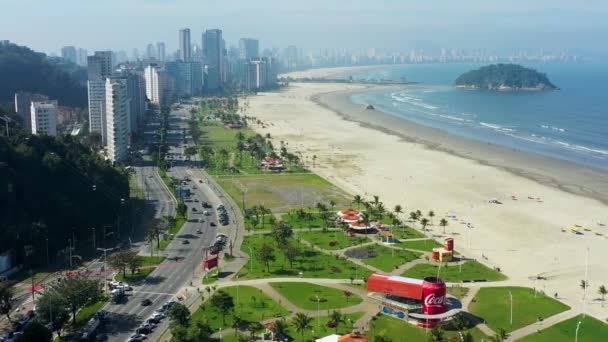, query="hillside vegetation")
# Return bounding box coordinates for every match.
[0,42,87,107]
[455,64,557,90]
